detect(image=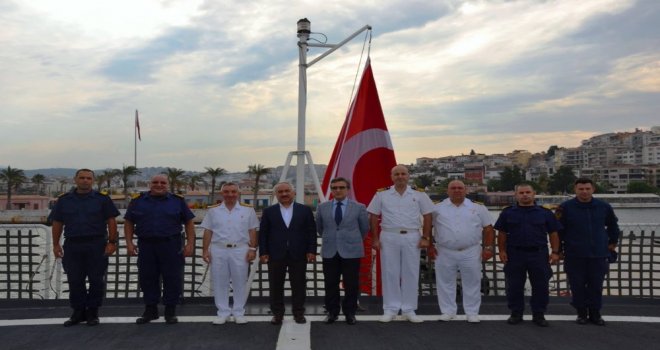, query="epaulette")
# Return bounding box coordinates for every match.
[433,200,441,205]
[411,186,425,192]
[377,187,390,192]
[240,202,253,208]
[473,200,485,205]
[541,204,557,211]
[57,192,68,198]
[99,190,109,196]
[208,203,221,208]
[174,193,185,200]
[554,205,563,220]
[131,193,142,200]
